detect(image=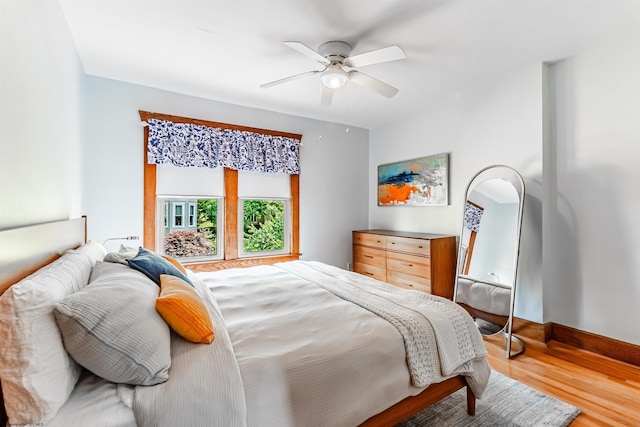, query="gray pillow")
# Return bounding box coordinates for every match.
[54,262,171,385]
[102,244,138,266]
